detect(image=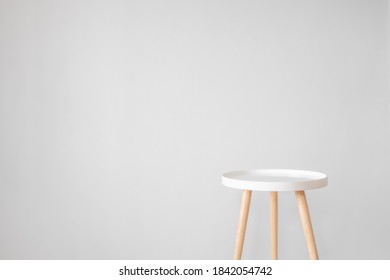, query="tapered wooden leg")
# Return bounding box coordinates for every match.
[234,190,252,260]
[295,191,319,260]
[270,191,278,260]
